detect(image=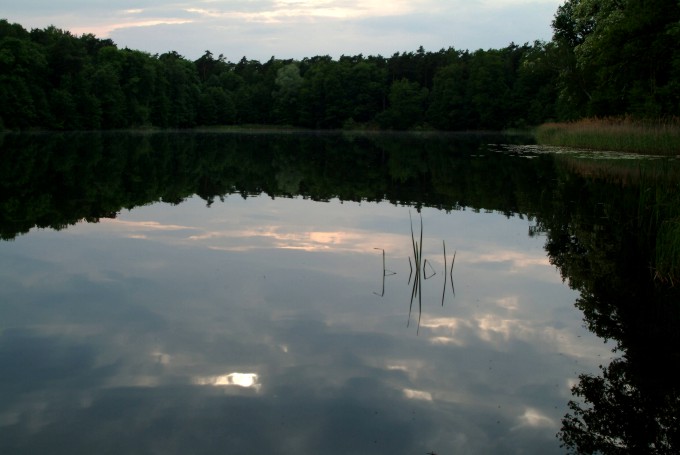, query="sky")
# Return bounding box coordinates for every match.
[3,0,564,61]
